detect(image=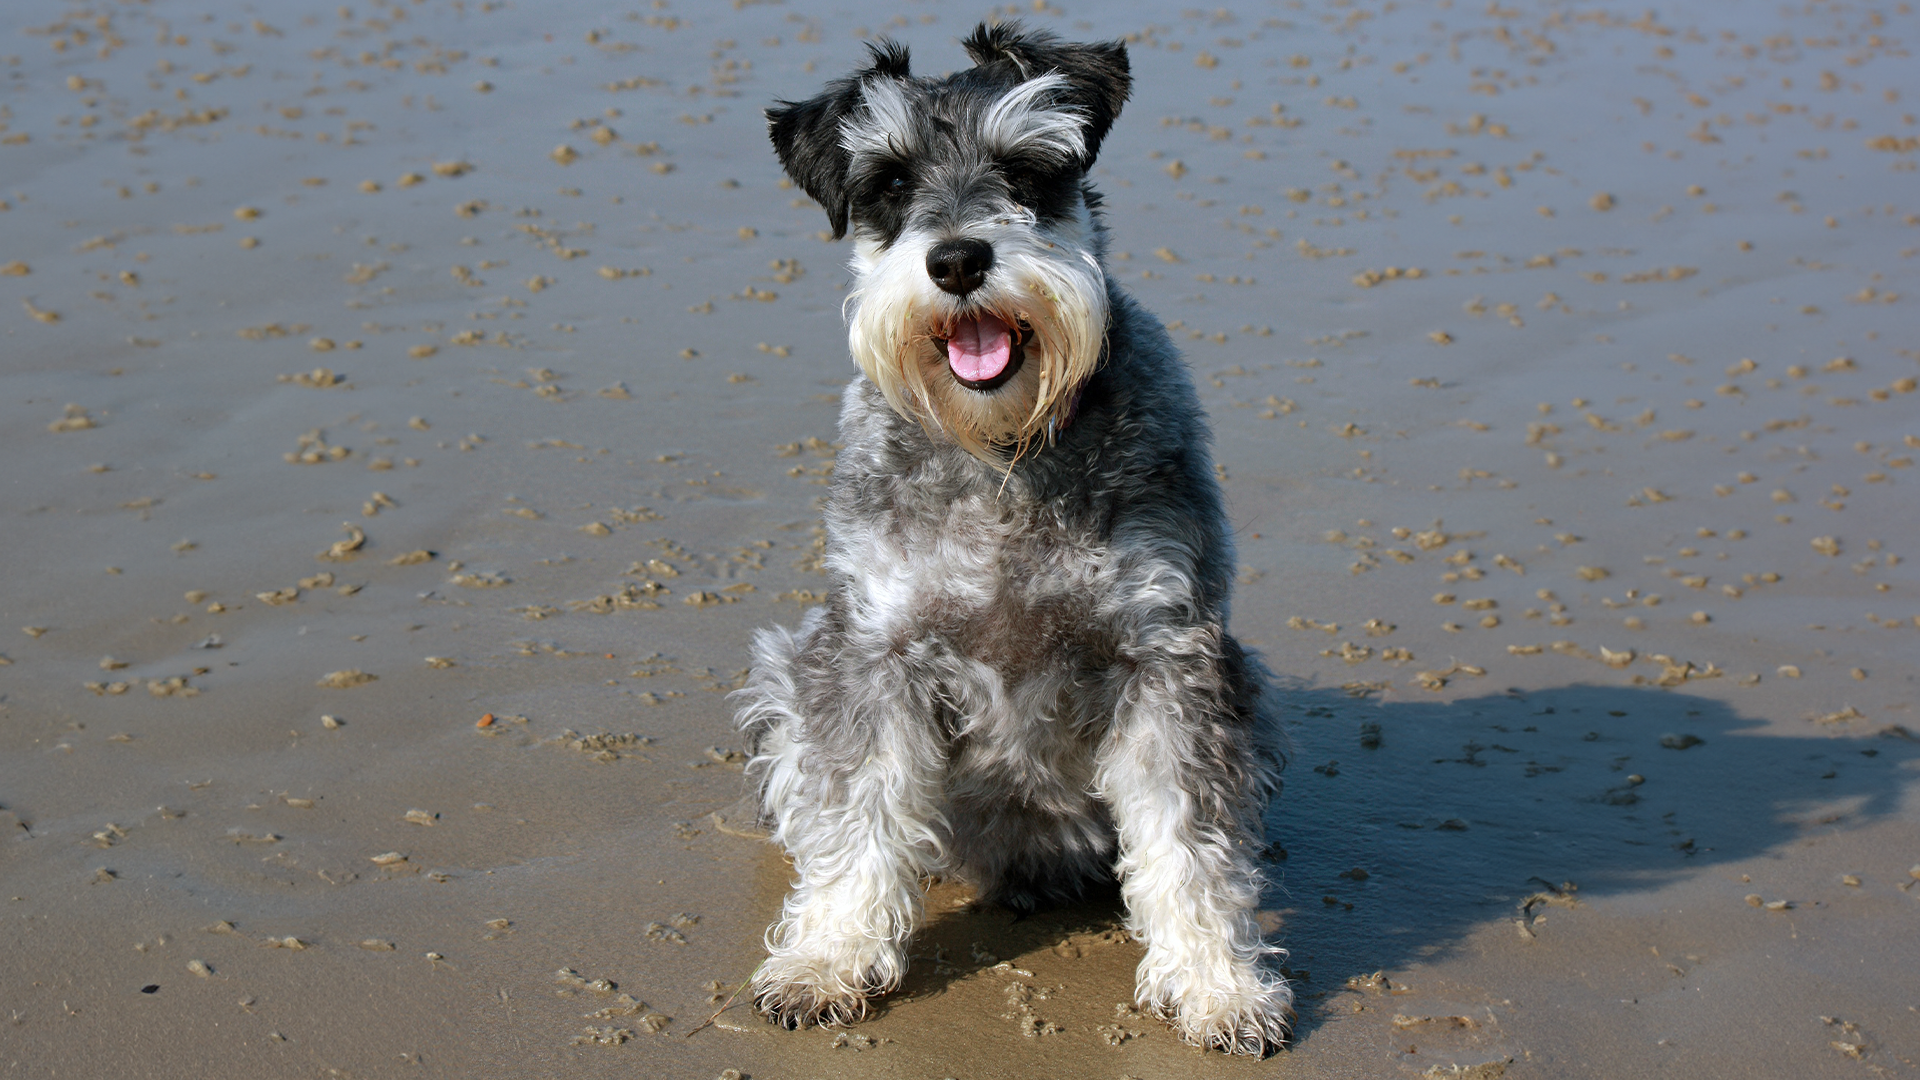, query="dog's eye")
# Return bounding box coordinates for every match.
[875,169,911,199]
